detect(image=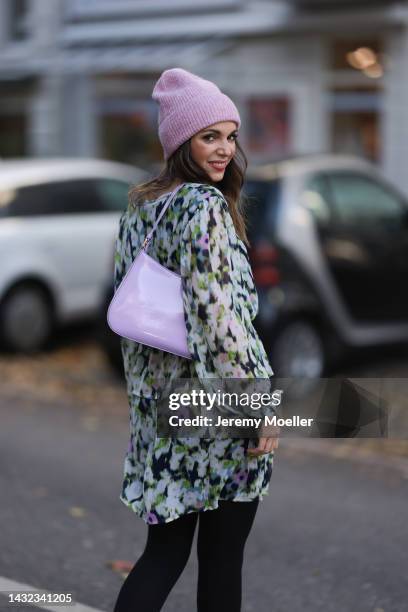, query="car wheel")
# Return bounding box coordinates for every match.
[269,319,326,397]
[0,283,55,352]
